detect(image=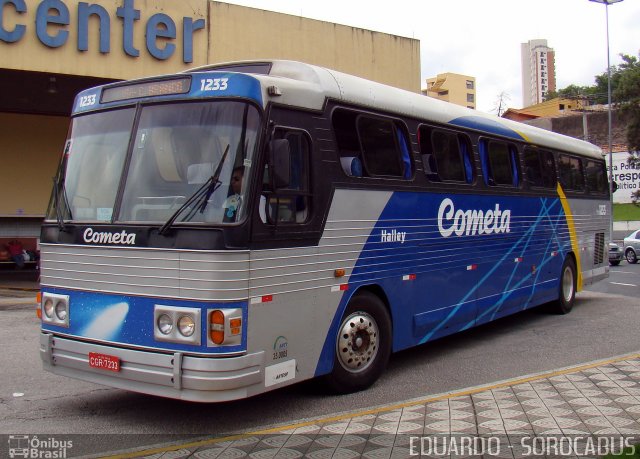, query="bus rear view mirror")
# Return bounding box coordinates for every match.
[270,139,290,189]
